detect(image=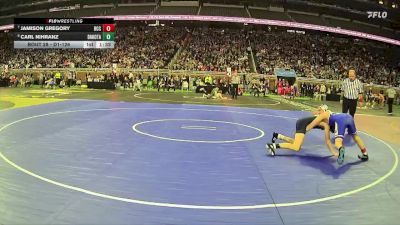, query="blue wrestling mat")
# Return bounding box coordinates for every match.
[0,100,398,225]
